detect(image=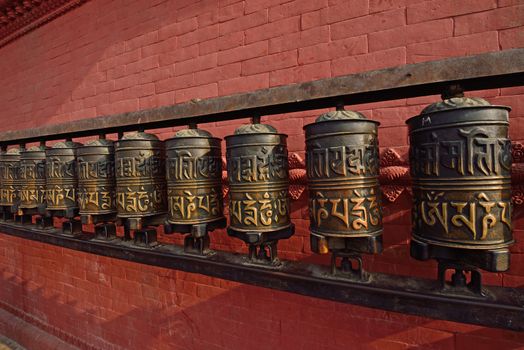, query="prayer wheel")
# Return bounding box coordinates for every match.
[408,91,513,277]
[165,127,225,254]
[77,138,117,238]
[226,120,294,263]
[17,145,47,224]
[305,109,383,271]
[0,147,20,219]
[45,141,81,216]
[115,132,166,242]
